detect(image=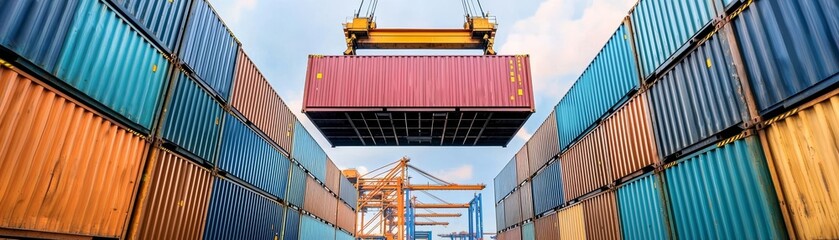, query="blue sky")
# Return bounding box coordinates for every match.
[208,0,635,235]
